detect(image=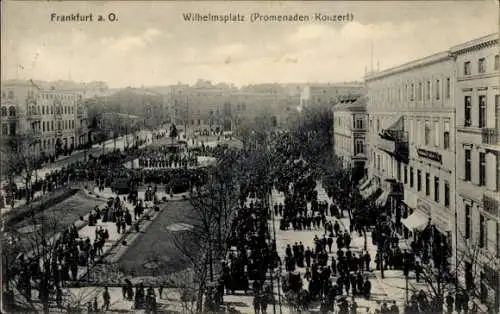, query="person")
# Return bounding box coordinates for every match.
[93,297,99,312]
[363,278,372,299]
[253,293,261,314]
[414,261,421,283]
[389,301,399,314]
[351,298,358,314]
[102,287,111,311]
[446,293,454,314]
